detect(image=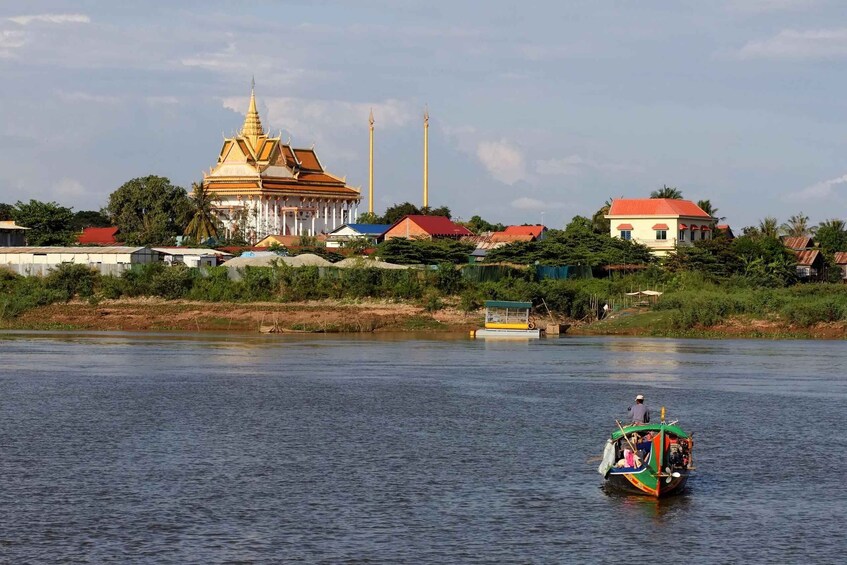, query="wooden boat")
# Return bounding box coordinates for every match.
[597,413,694,497]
